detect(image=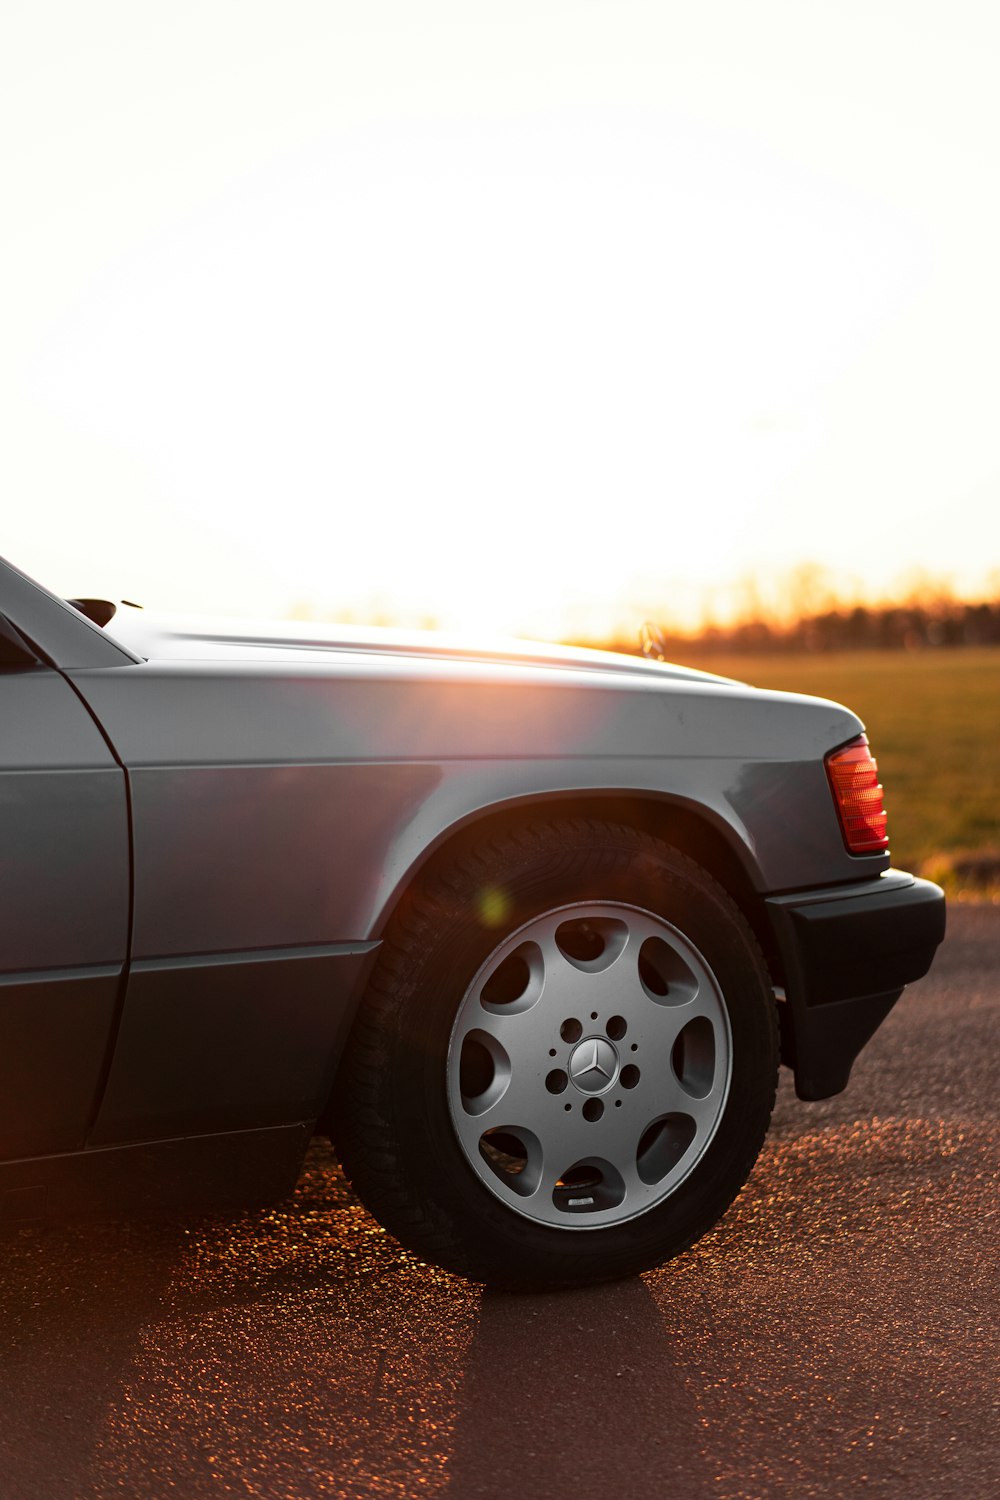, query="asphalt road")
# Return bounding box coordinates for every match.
[1,904,996,1500]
